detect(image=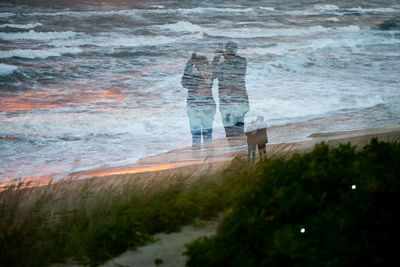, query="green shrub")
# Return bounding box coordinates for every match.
[185,139,400,267]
